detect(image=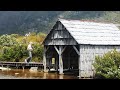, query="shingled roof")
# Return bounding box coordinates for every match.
[59,19,120,45]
